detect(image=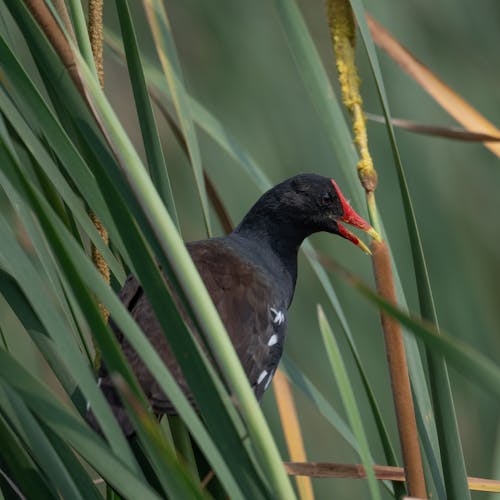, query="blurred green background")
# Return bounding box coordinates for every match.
[2,1,499,498]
